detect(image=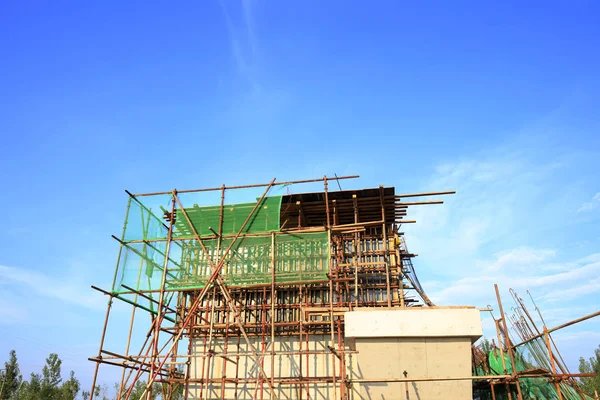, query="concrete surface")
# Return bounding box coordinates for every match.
[188,308,483,399]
